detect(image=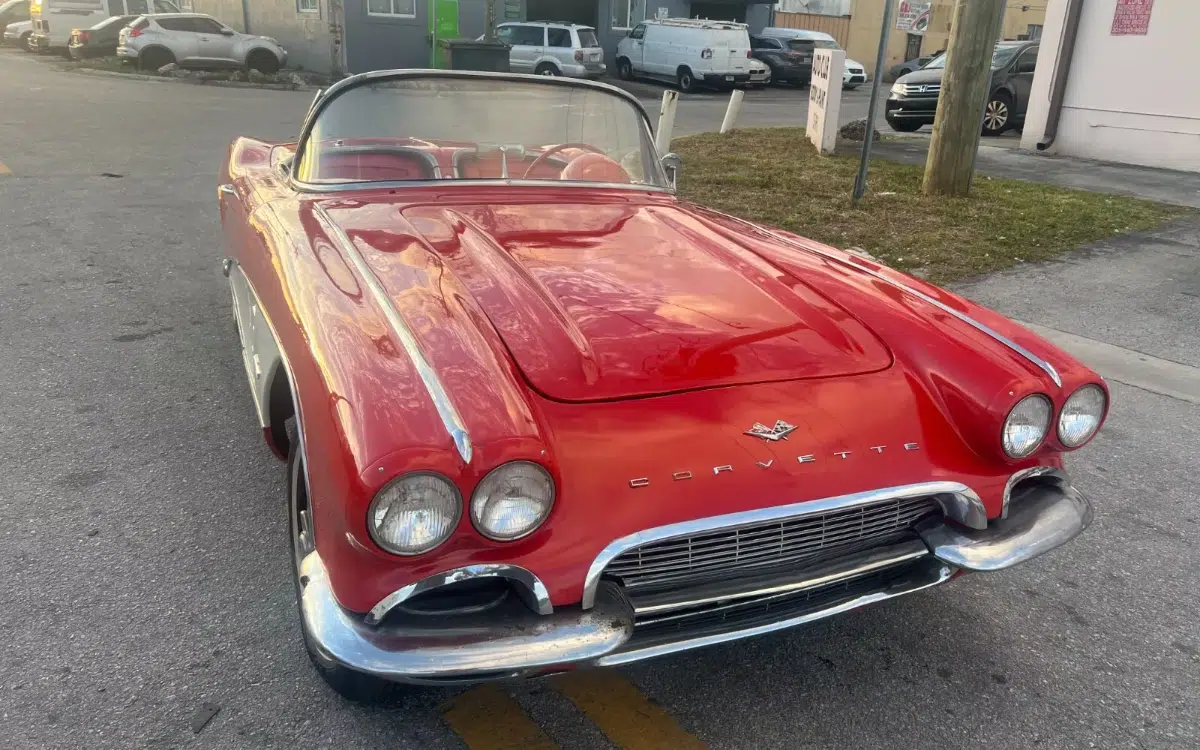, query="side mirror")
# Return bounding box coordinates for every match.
[660,152,681,190]
[221,28,235,36]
